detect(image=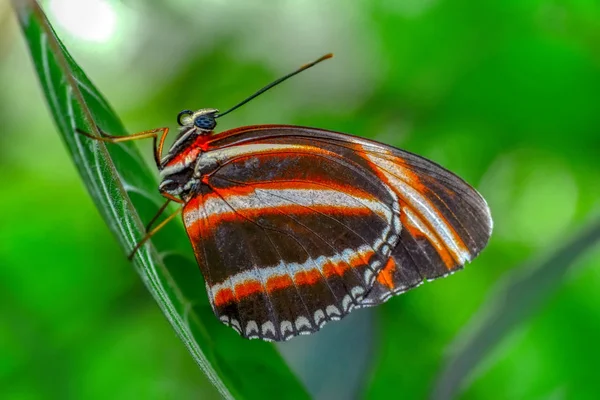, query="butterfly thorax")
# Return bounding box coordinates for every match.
[158,108,218,201]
